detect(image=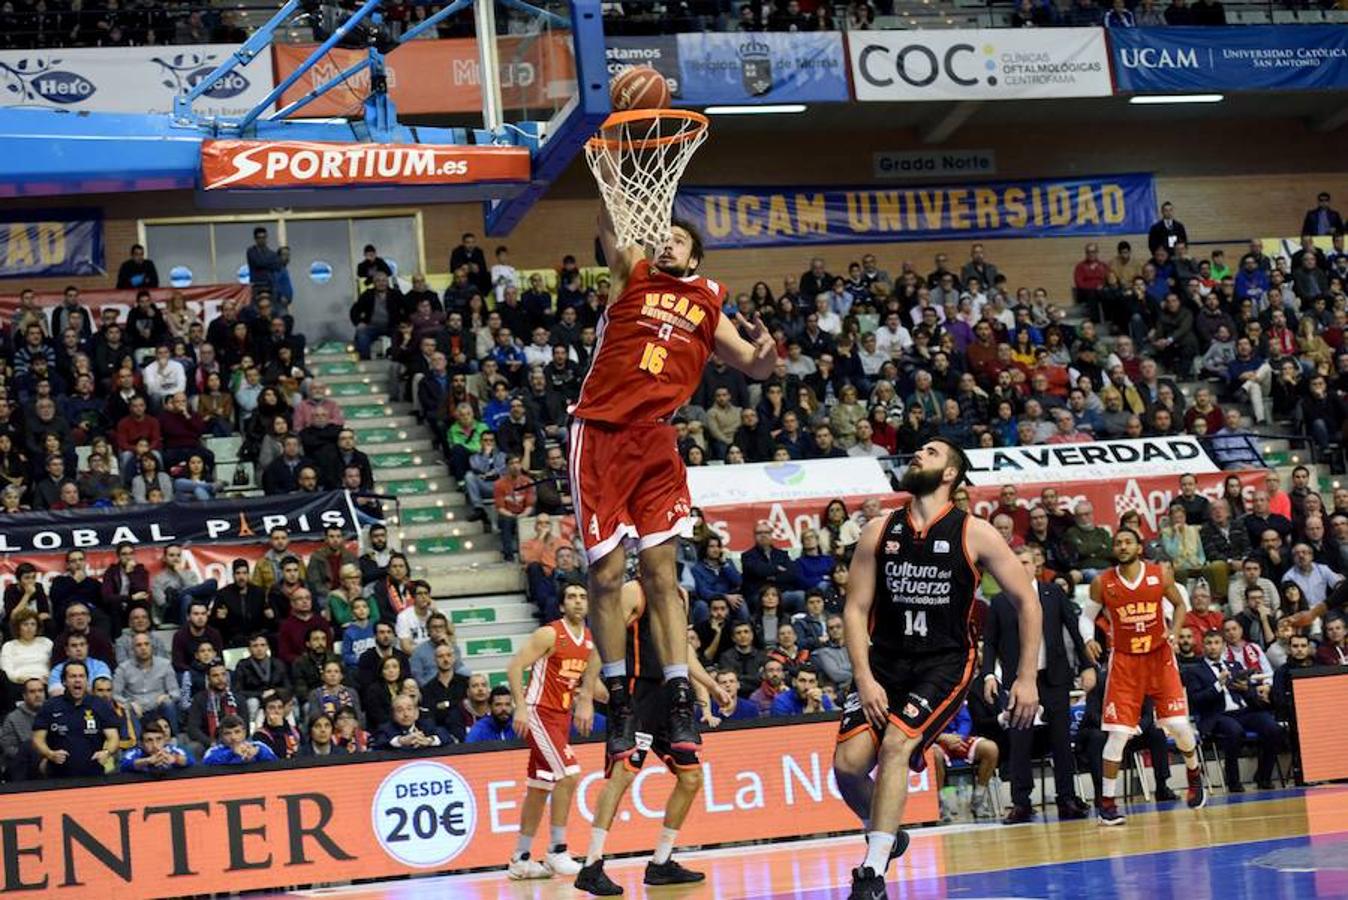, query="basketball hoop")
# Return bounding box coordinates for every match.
[584,109,709,252]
